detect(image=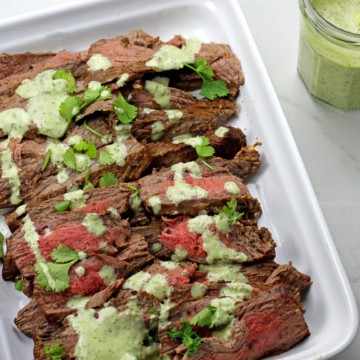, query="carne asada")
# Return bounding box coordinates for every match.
[0,29,311,360]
